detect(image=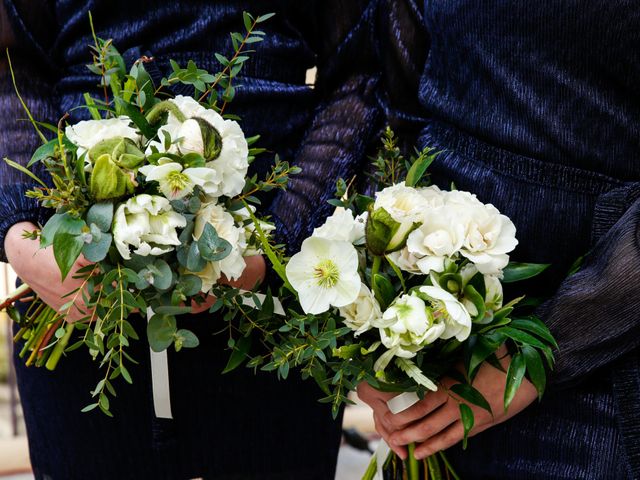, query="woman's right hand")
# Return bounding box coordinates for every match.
[4,221,94,322]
